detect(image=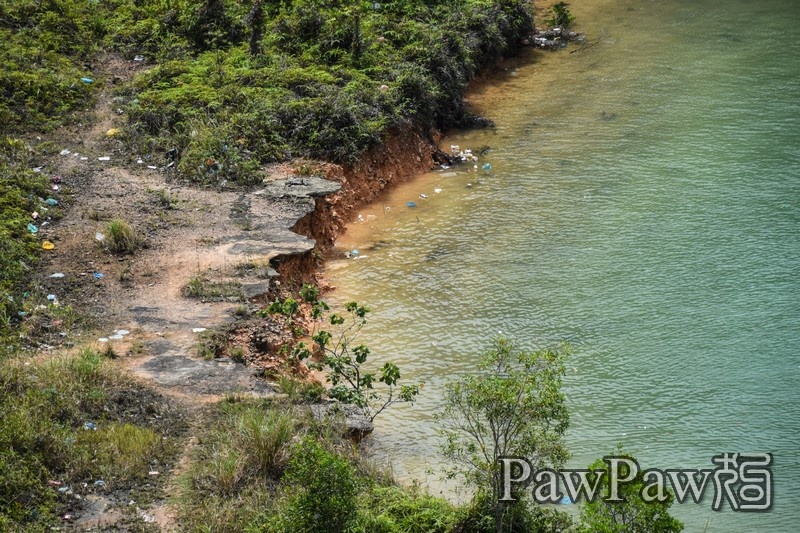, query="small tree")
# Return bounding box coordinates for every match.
[266,285,421,422]
[547,2,576,29]
[579,450,683,533]
[437,337,570,533]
